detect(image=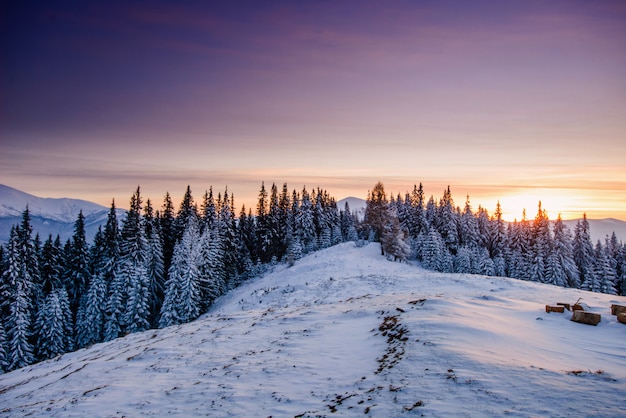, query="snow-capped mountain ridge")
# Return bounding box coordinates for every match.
[1,242,624,416]
[0,184,124,243]
[0,184,106,222]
